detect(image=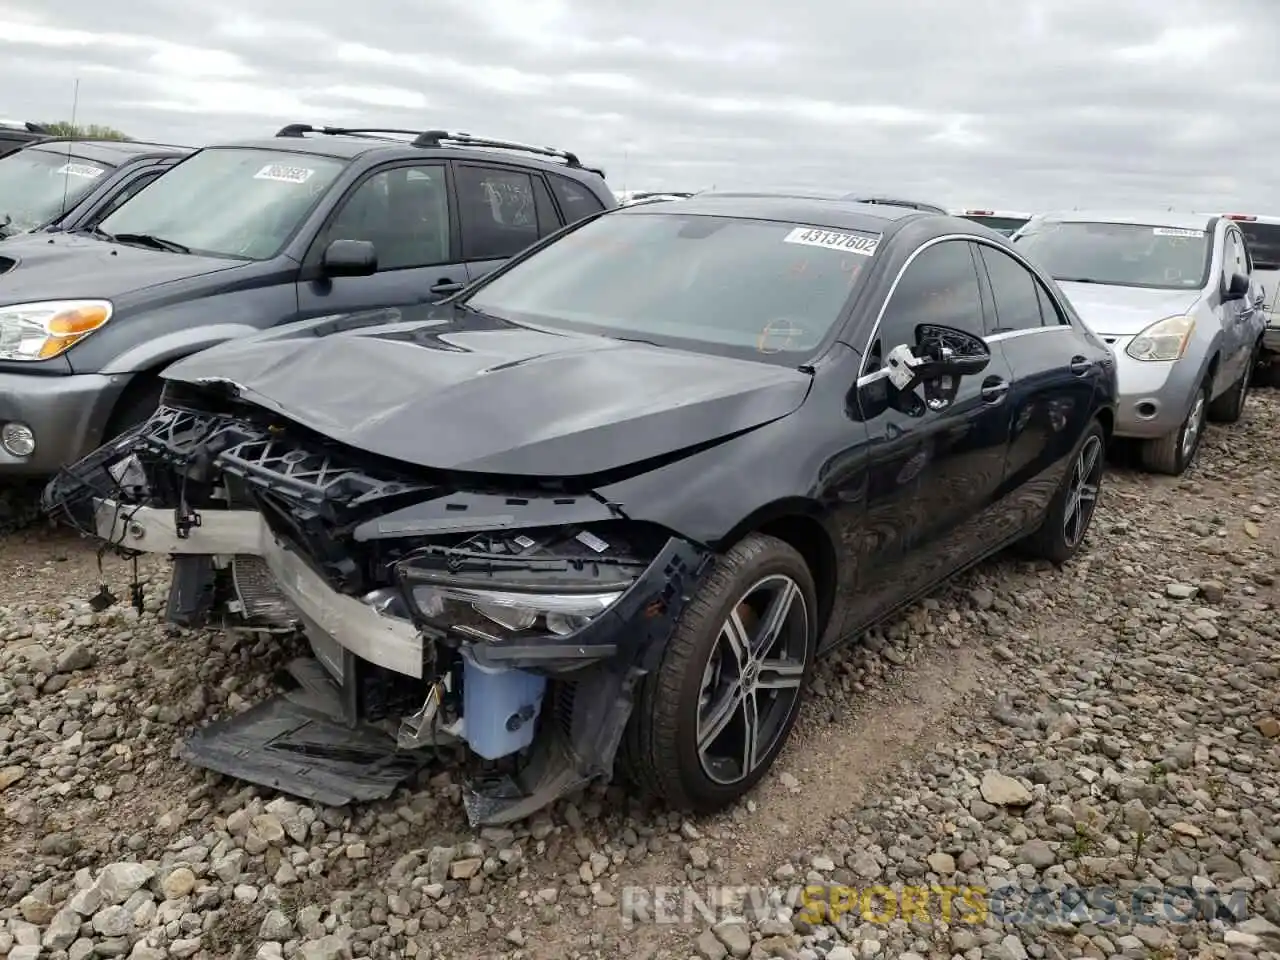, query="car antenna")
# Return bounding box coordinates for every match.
[59,77,80,217]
